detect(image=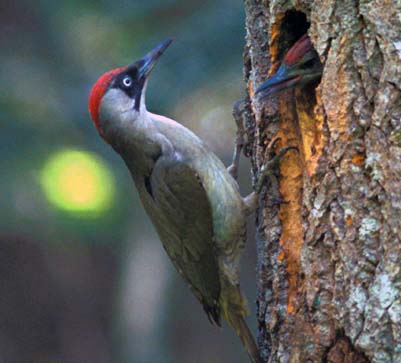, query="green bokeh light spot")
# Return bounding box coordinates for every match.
[41,149,115,215]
